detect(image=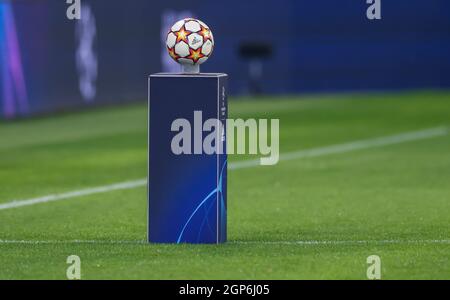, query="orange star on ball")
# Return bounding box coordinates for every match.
[199,26,211,41]
[167,47,179,60]
[187,48,205,64]
[175,27,190,43]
